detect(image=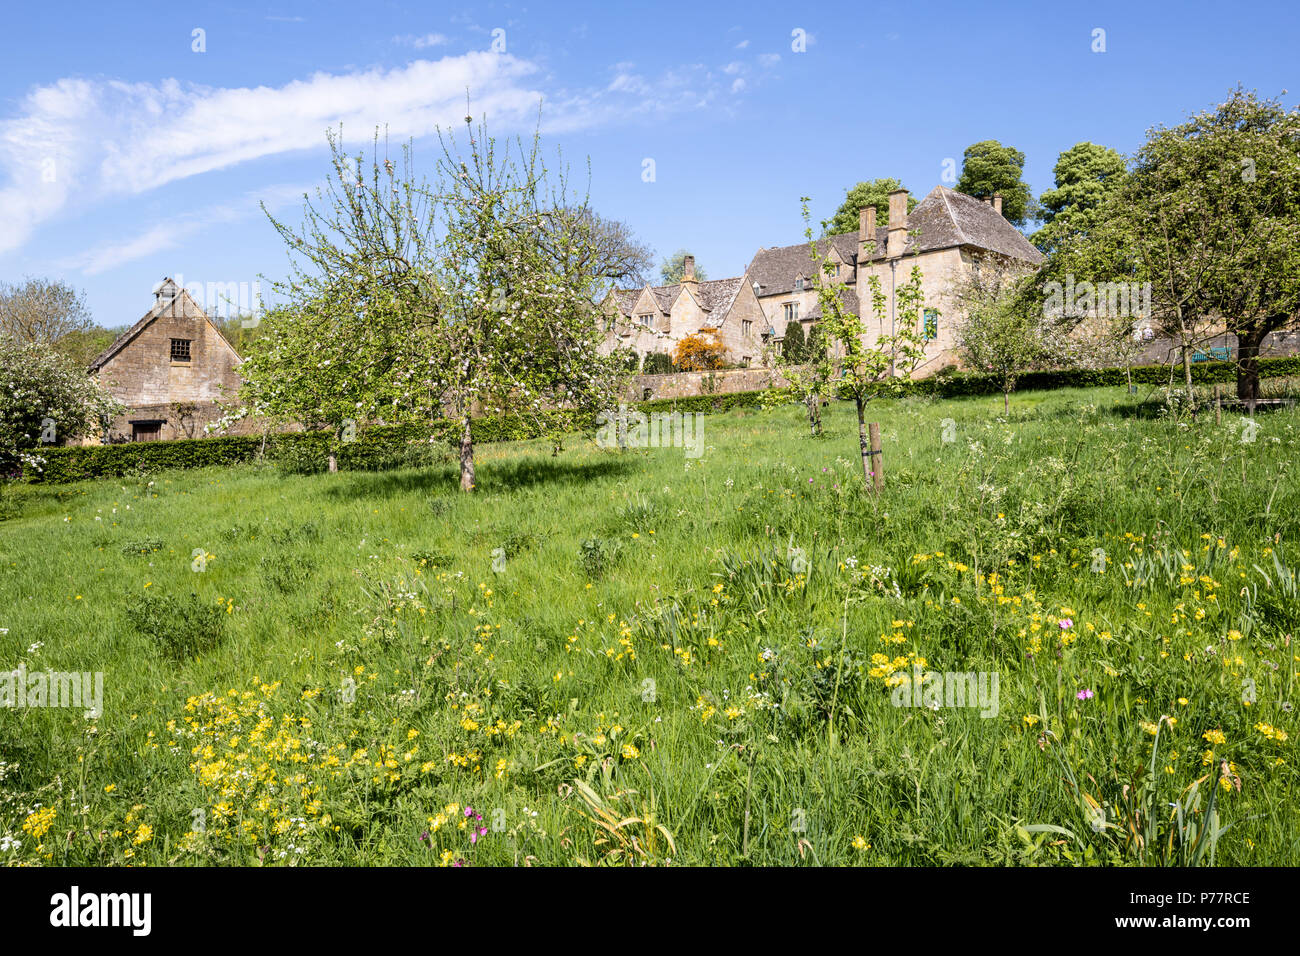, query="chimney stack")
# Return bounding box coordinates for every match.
[886,189,908,259]
[992,193,1003,216]
[682,254,696,285]
[858,205,876,263]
